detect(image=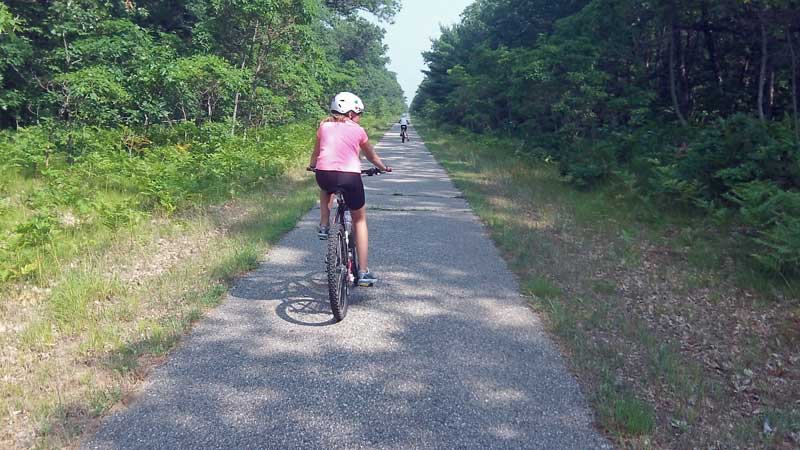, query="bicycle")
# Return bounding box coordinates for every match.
[400,125,409,143]
[308,167,385,321]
